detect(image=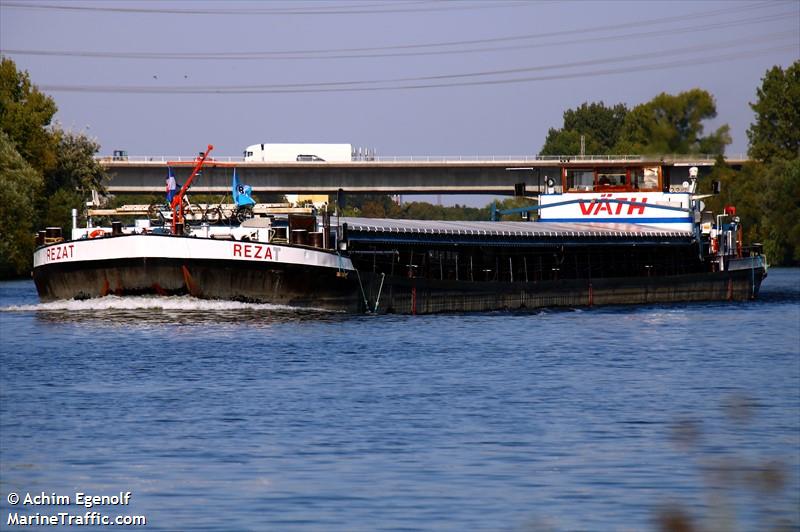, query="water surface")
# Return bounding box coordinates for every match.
[1,269,798,530]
